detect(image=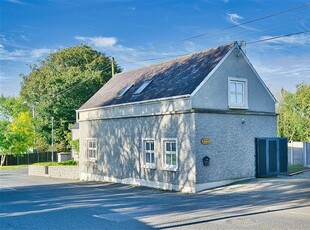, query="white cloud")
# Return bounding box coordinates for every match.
[7,0,27,5]
[75,36,117,48]
[226,13,260,31]
[227,13,243,24]
[0,71,8,81]
[20,35,30,42]
[0,44,52,62]
[251,55,310,96]
[184,41,197,53]
[259,34,310,45]
[30,48,52,58]
[74,35,137,55]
